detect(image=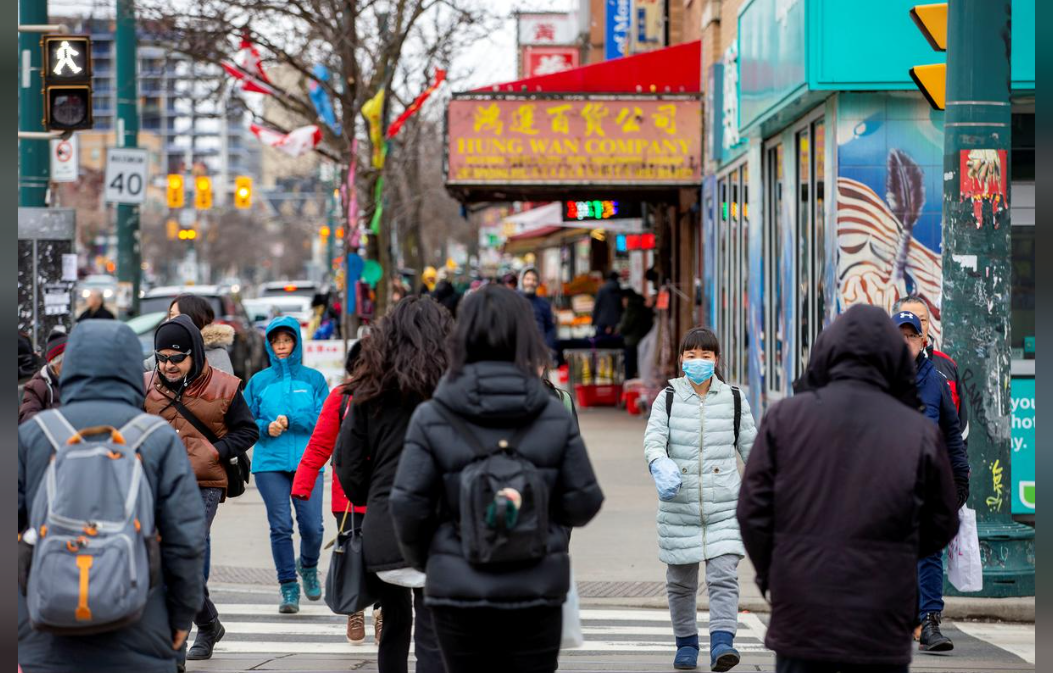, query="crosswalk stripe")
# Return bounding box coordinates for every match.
[208,641,773,655]
[953,622,1035,664]
[209,621,760,639]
